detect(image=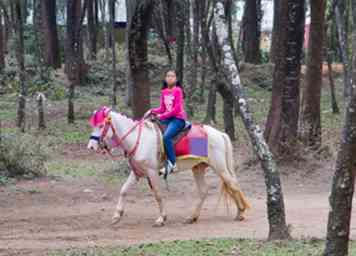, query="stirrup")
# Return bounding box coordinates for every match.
[164,161,176,180]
